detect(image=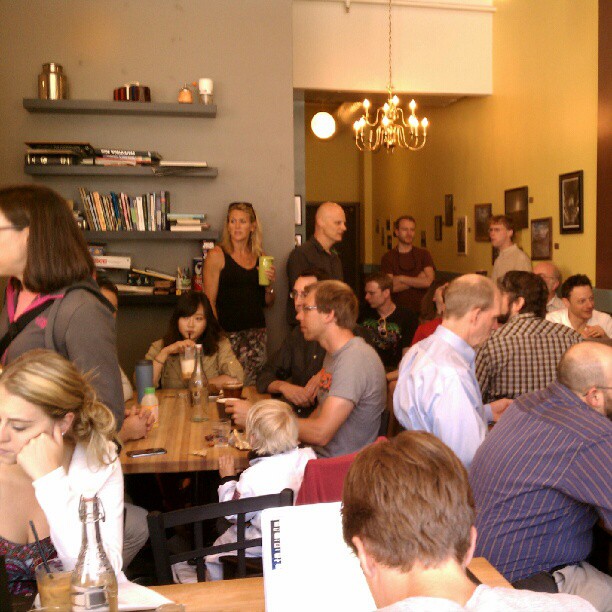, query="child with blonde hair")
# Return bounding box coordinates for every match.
[205,399,315,580]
